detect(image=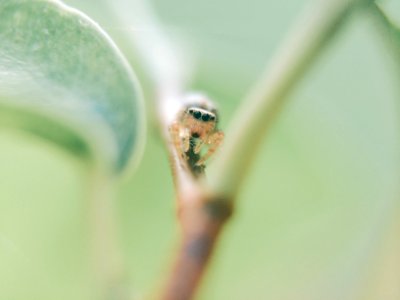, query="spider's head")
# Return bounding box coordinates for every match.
[183,93,219,124]
[186,107,217,123]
